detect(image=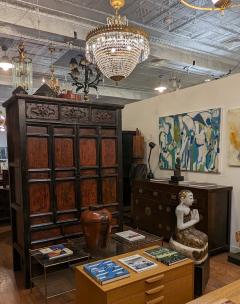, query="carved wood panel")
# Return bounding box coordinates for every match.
[27,137,49,169]
[101,139,117,167]
[54,138,74,168]
[102,177,117,204]
[80,179,98,207]
[55,181,76,211]
[92,109,115,124]
[61,106,89,122]
[29,183,51,214]
[79,138,97,167]
[26,103,59,120]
